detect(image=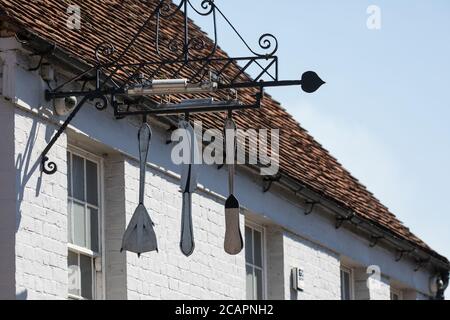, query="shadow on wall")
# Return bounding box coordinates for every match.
[15,113,56,233]
[16,289,28,300]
